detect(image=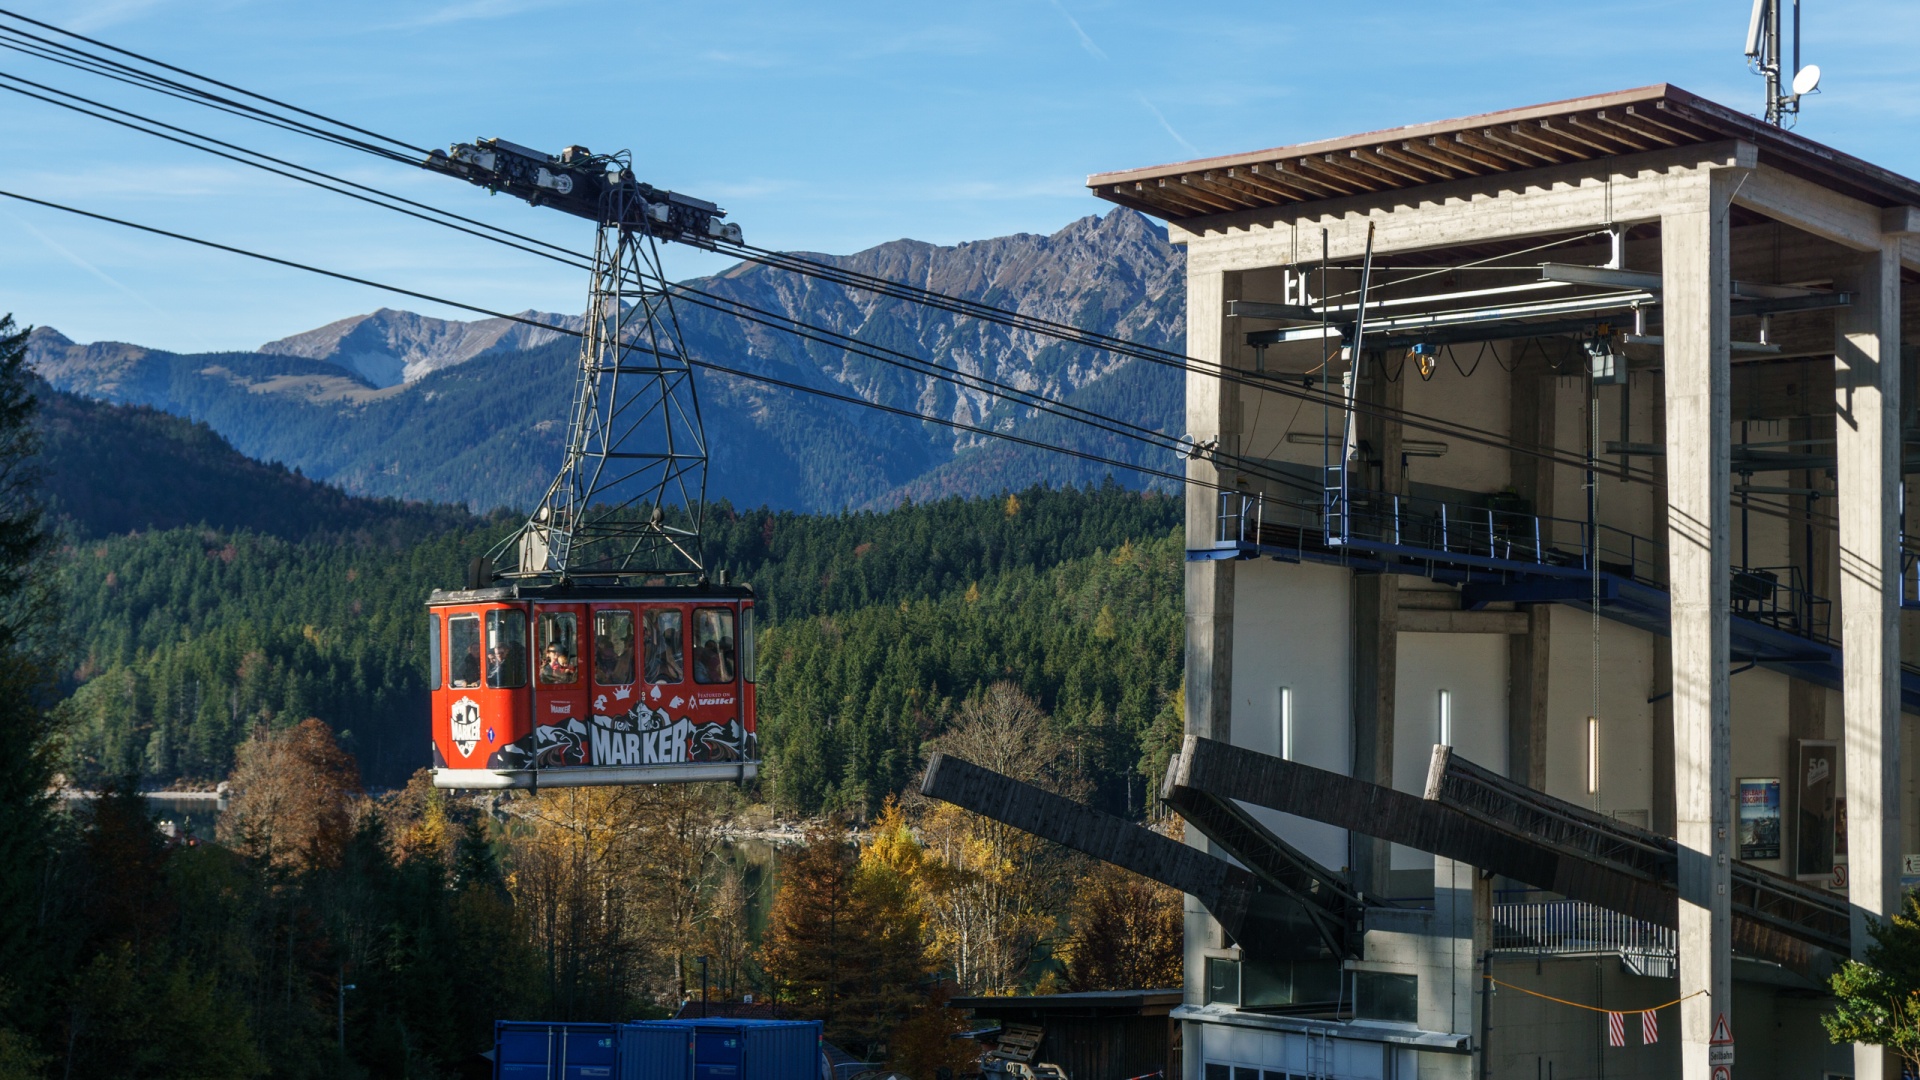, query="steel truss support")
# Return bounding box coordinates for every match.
[508,213,708,580]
